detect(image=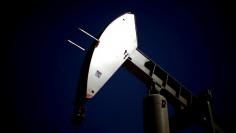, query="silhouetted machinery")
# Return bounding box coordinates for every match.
[72,13,223,133]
